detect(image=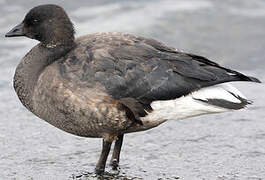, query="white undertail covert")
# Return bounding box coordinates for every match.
[143,83,249,123]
